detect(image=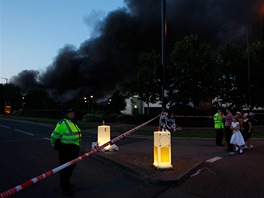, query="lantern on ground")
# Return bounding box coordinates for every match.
[153,130,172,169]
[97,122,111,151]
